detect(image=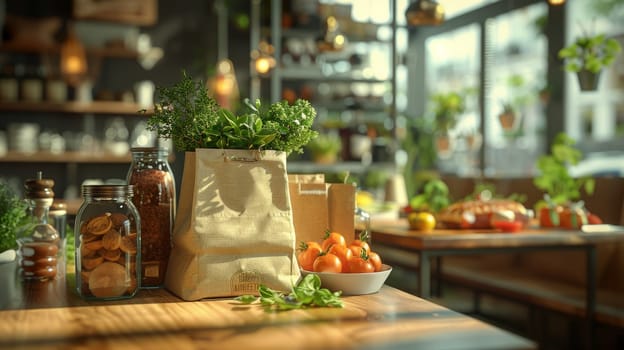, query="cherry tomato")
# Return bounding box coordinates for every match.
[351,231,371,253]
[313,252,342,273]
[321,231,346,251]
[297,241,322,271]
[587,212,603,225]
[329,243,353,272]
[492,220,522,233]
[348,248,375,273]
[559,207,587,229]
[539,206,561,228]
[368,251,383,272]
